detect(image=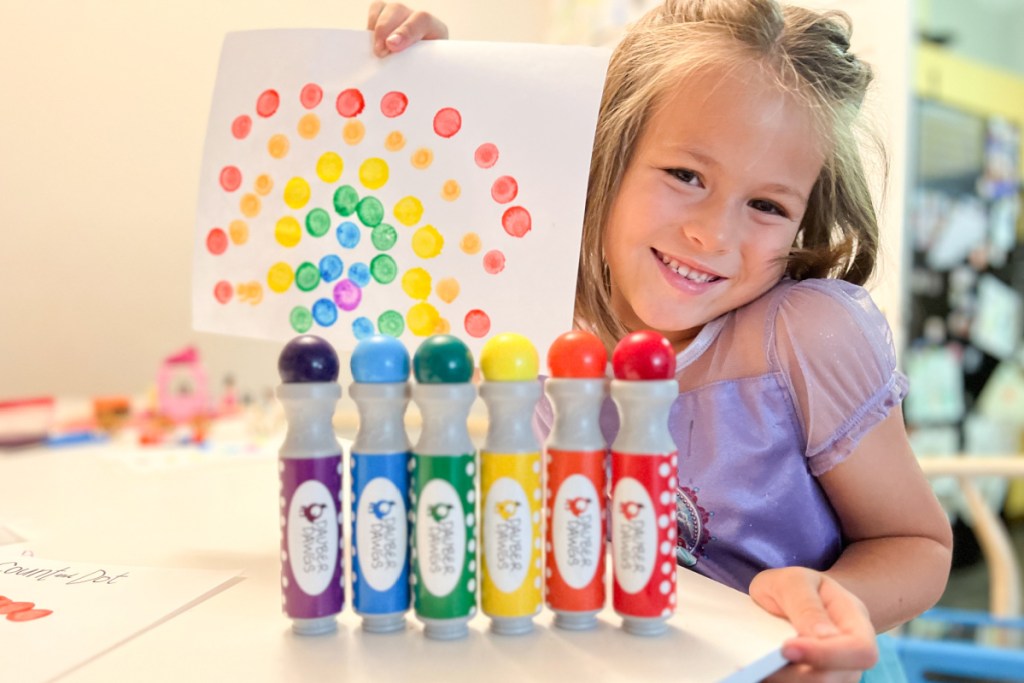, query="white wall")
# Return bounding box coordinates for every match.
[0,1,549,402]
